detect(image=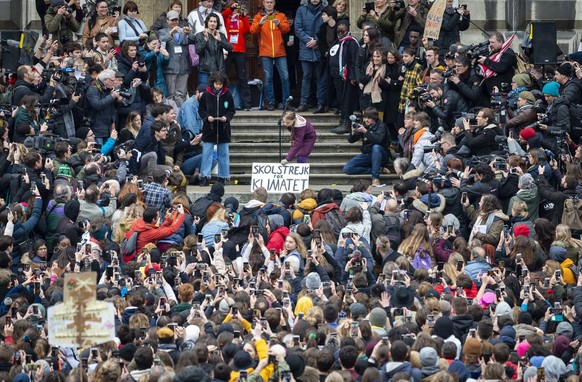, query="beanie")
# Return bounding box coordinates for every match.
[557,63,573,77]
[419,347,438,367]
[518,173,535,189]
[119,343,137,362]
[433,316,454,339]
[512,73,531,88]
[210,182,225,198]
[513,224,530,238]
[556,321,574,338]
[305,272,322,290]
[519,91,535,104]
[542,81,560,97]
[350,302,367,319]
[157,327,174,339]
[286,354,306,379]
[369,307,387,327]
[76,126,90,140]
[233,350,254,370]
[519,127,537,141]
